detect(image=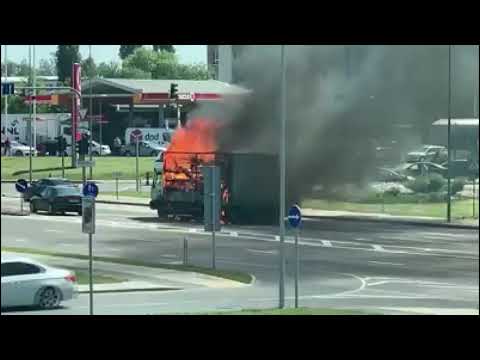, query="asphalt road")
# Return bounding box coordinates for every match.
[1,196,478,315]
